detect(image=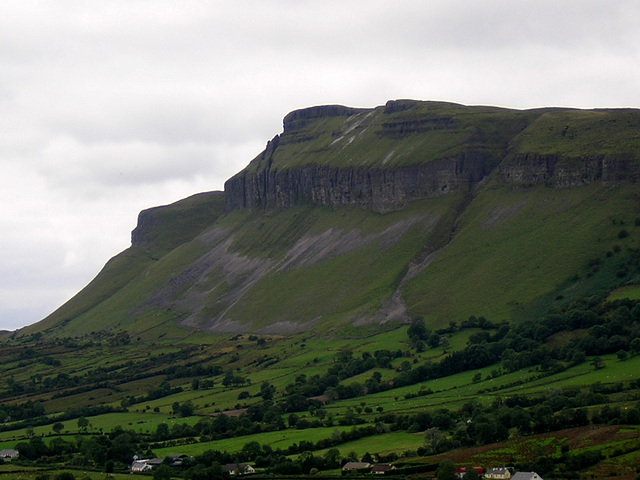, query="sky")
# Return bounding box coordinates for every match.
[1,0,639,331]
